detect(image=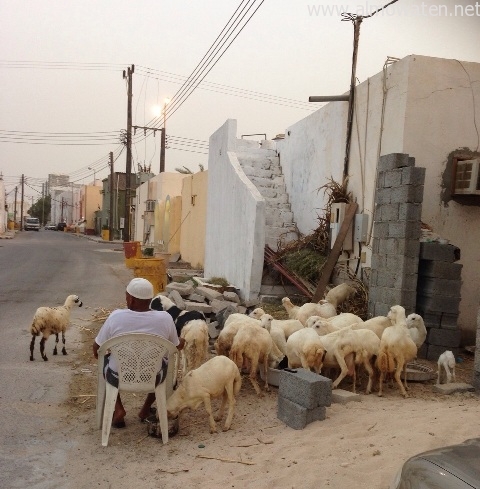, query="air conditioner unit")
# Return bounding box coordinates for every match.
[145,200,156,212]
[453,158,480,195]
